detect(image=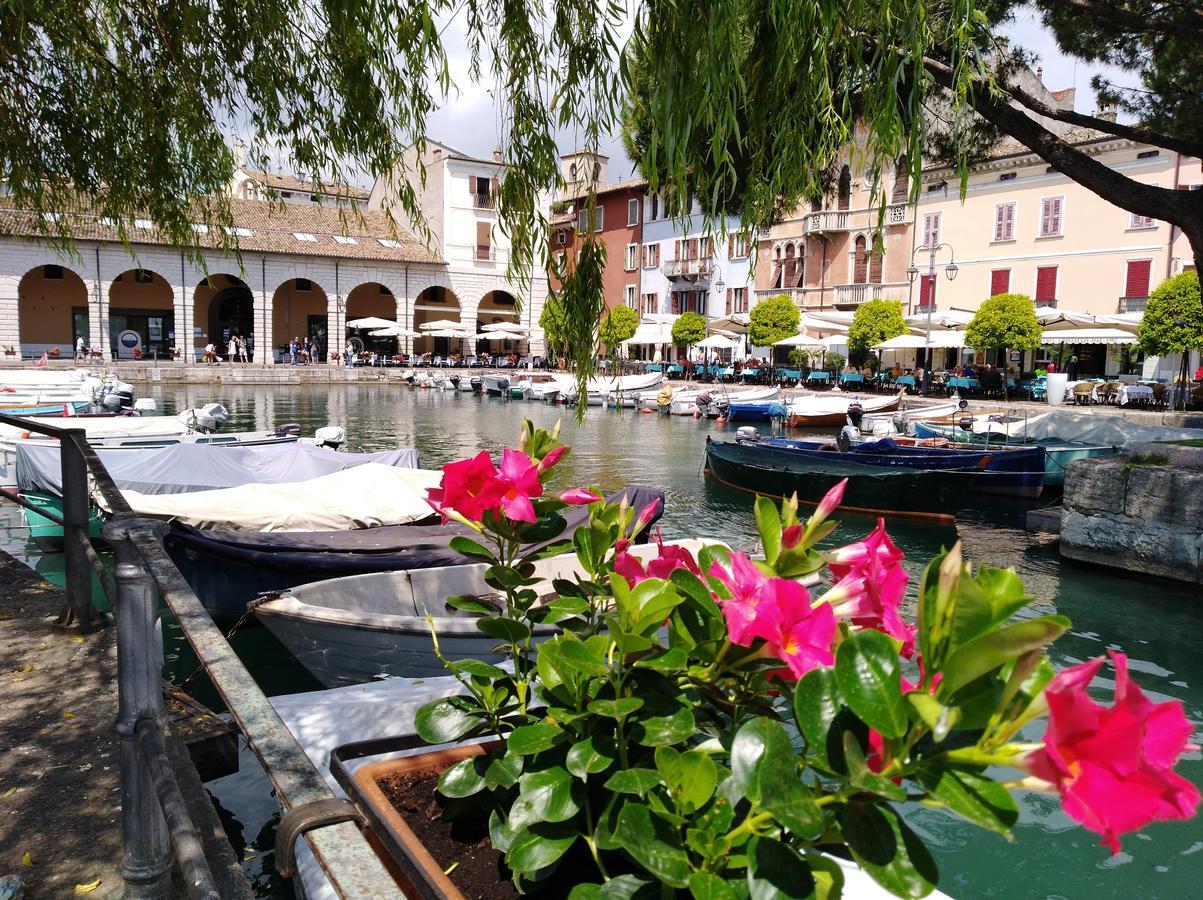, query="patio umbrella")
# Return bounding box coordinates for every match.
[346,316,398,330]
[775,334,828,350]
[425,328,473,338]
[479,330,526,341]
[696,334,739,349]
[369,325,422,337]
[483,322,529,332]
[420,319,464,331]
